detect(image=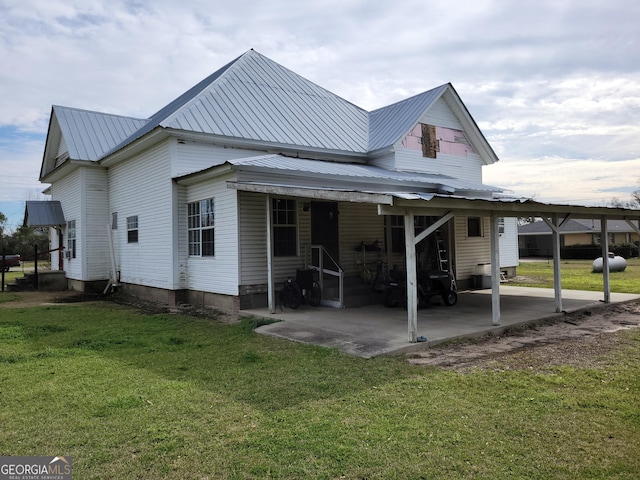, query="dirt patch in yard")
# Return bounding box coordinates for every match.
[0,290,93,307]
[407,300,640,371]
